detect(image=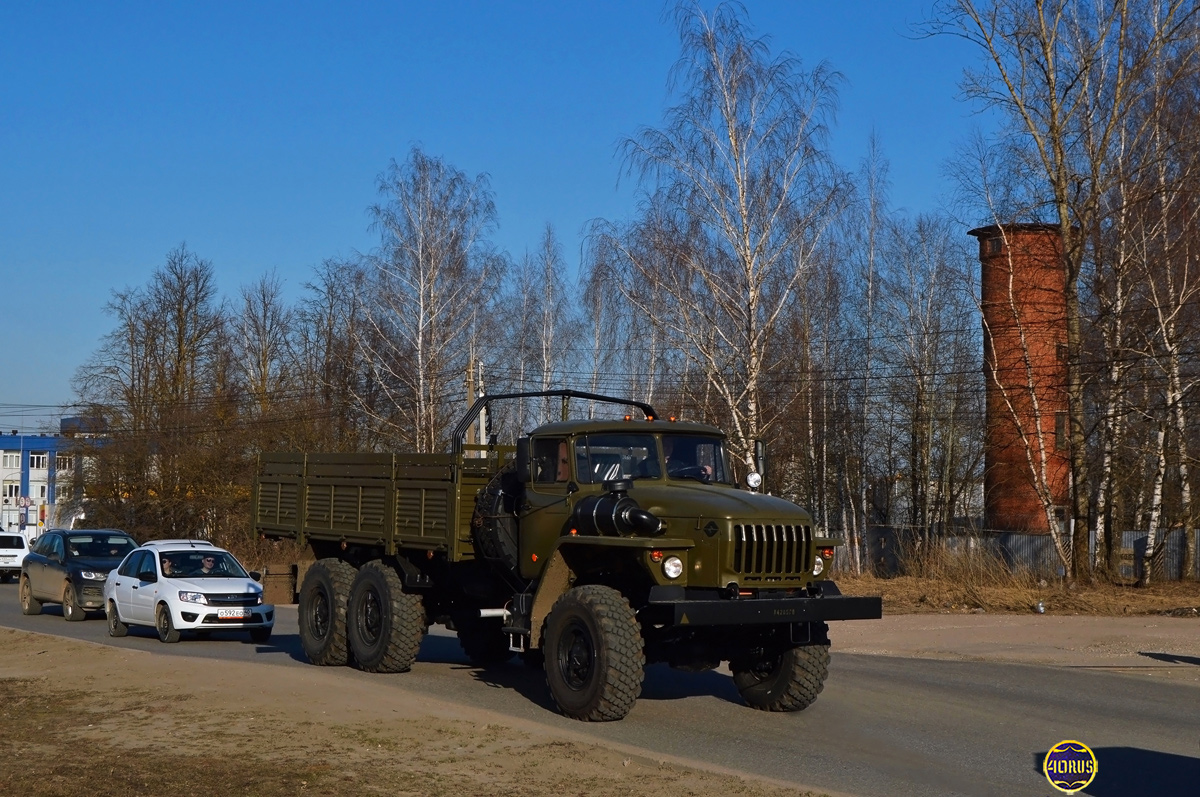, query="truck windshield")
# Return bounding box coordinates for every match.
[662,434,732,484]
[574,434,659,483]
[573,433,733,485]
